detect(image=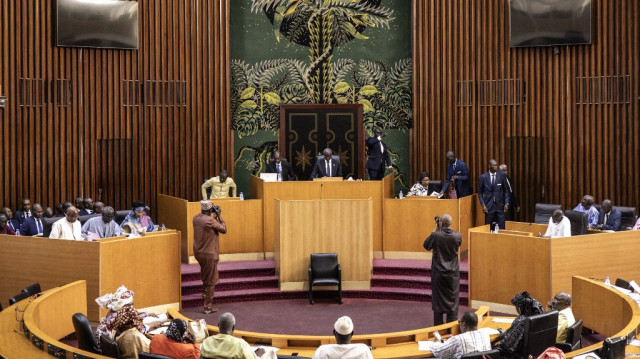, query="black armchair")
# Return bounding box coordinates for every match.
[100,335,121,358]
[535,203,562,224]
[614,206,637,229]
[42,217,59,237]
[22,282,41,296]
[518,310,558,358]
[139,353,173,359]
[461,349,501,359]
[564,210,588,236]
[308,253,342,305]
[556,318,583,353]
[8,291,30,305]
[428,180,443,194]
[72,313,101,354]
[115,210,131,226]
